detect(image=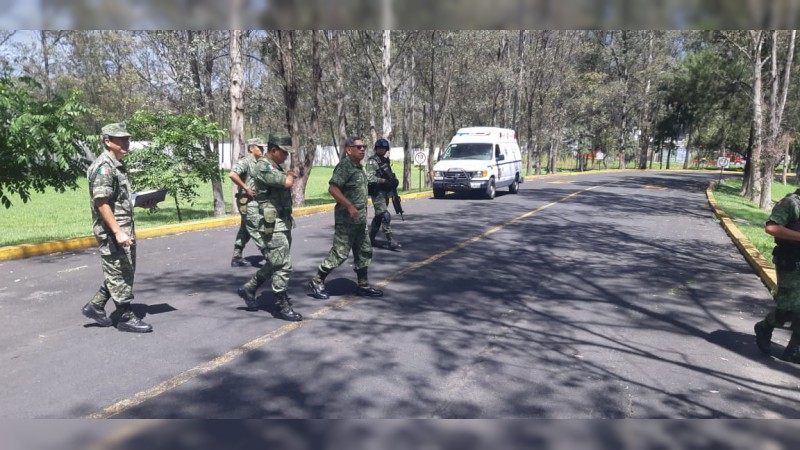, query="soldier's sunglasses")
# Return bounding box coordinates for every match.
[351,145,367,150]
